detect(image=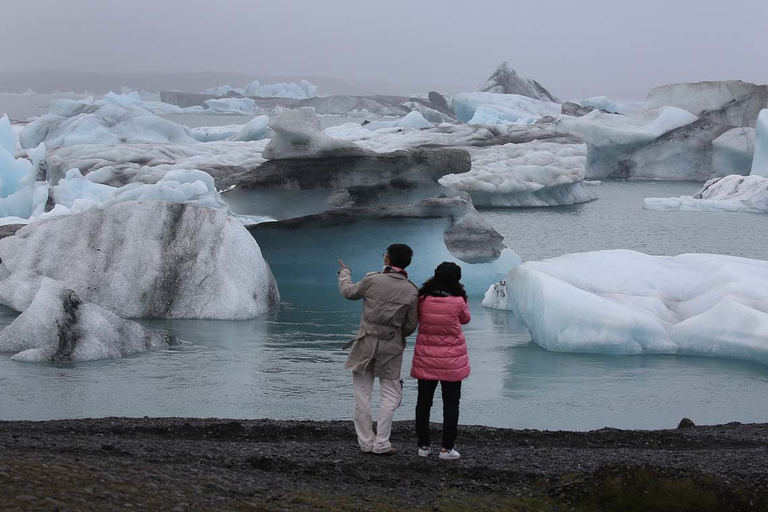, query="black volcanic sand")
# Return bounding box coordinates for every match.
[1,418,767,511]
